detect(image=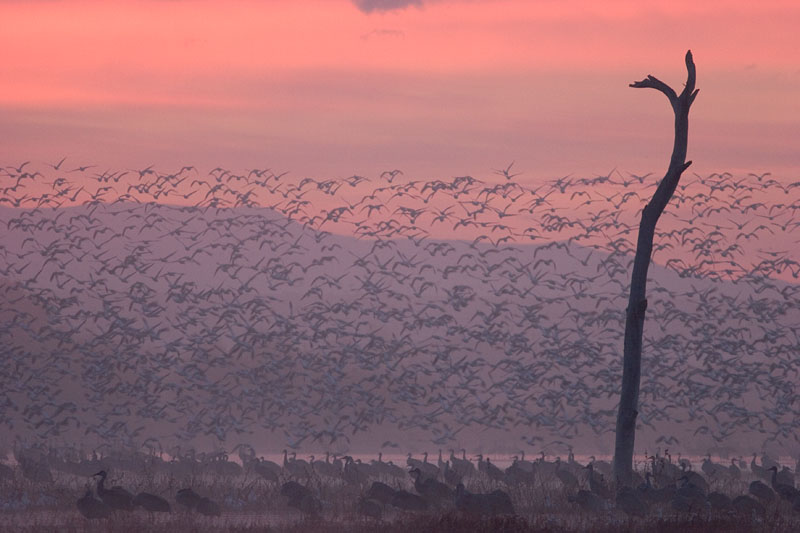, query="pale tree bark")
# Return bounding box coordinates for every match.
[613,51,699,487]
